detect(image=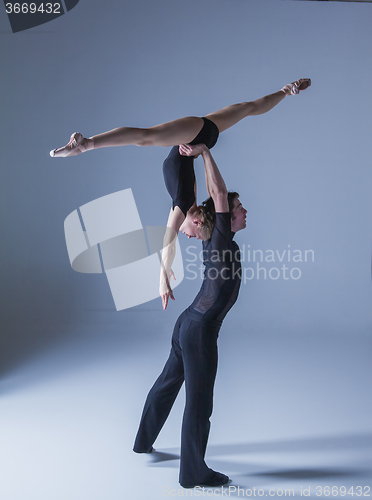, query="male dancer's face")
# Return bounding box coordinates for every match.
[231,198,247,233]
